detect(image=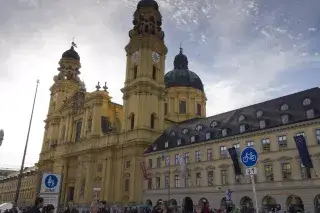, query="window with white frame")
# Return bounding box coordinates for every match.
[196,172,202,186]
[259,120,266,129]
[247,141,254,147]
[316,129,320,144]
[206,148,213,160]
[261,138,271,152]
[221,169,228,185]
[220,146,228,158]
[300,162,311,179]
[278,135,287,149]
[165,156,170,167]
[184,152,190,163]
[175,154,179,165]
[195,150,201,162]
[233,143,240,153]
[165,175,170,188]
[240,124,246,133]
[306,109,315,119]
[190,136,195,143]
[281,114,289,124]
[222,129,227,137]
[296,132,305,137]
[205,132,211,140]
[207,171,214,186]
[174,175,180,188]
[165,142,168,148]
[177,138,181,146]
